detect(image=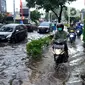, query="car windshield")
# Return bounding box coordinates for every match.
[0,26,13,32]
[40,22,50,26]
